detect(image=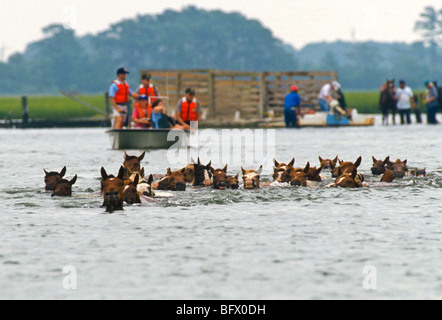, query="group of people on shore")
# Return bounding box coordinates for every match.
[284,78,440,127]
[109,67,202,130]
